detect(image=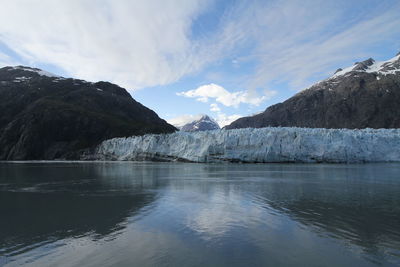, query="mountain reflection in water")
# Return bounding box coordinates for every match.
[1,162,399,266]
